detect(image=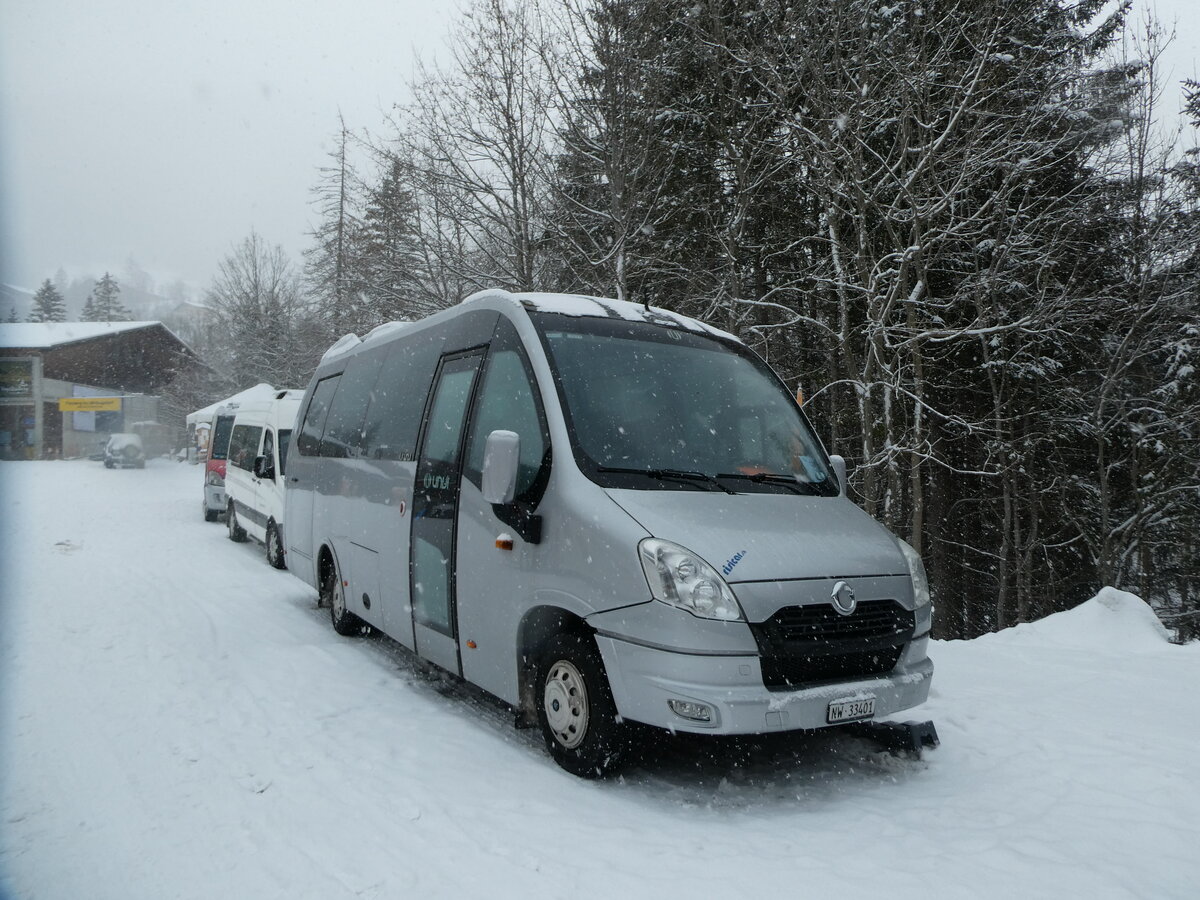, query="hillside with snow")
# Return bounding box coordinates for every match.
[1,460,1196,899]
